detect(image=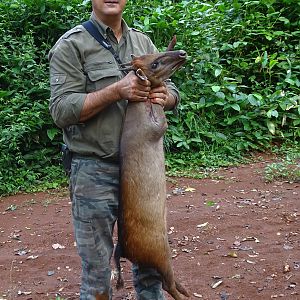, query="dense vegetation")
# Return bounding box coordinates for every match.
[0,0,299,195]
